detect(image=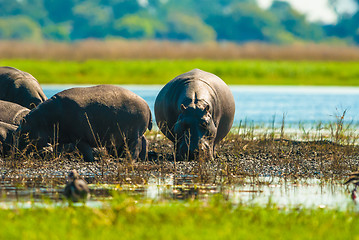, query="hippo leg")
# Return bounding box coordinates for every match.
[174,142,183,161]
[107,145,124,158]
[138,135,148,161]
[57,143,76,153]
[77,141,94,162]
[126,137,143,161]
[0,143,4,156]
